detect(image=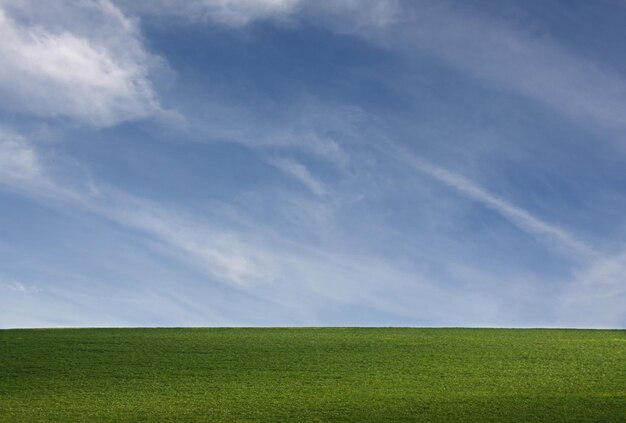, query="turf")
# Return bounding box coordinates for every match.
[0,328,624,422]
